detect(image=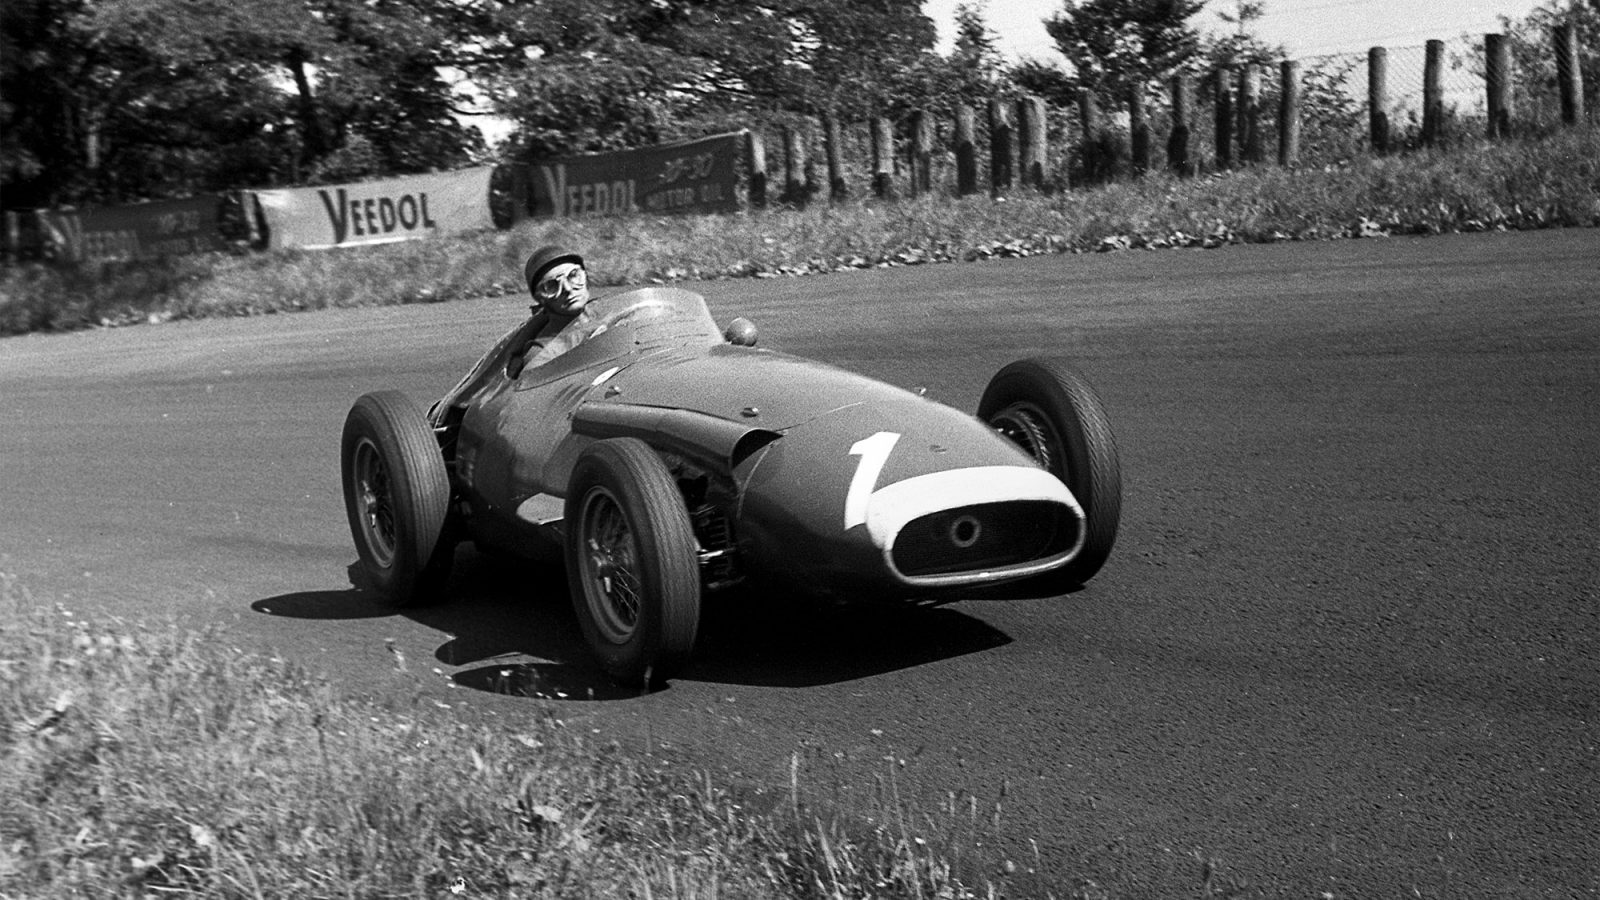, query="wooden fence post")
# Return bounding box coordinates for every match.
[1169,74,1193,176]
[910,110,934,197]
[1486,33,1513,138]
[988,98,1014,197]
[4,210,18,264]
[746,130,768,209]
[954,105,979,196]
[238,190,262,247]
[1128,86,1150,175]
[782,124,807,206]
[1018,95,1048,189]
[1554,23,1586,125]
[1238,64,1263,163]
[35,210,56,260]
[1214,67,1234,169]
[1422,39,1445,147]
[508,165,529,225]
[871,117,895,200]
[1077,89,1104,183]
[803,133,819,203]
[822,113,848,202]
[1279,60,1301,167]
[1368,47,1390,154]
